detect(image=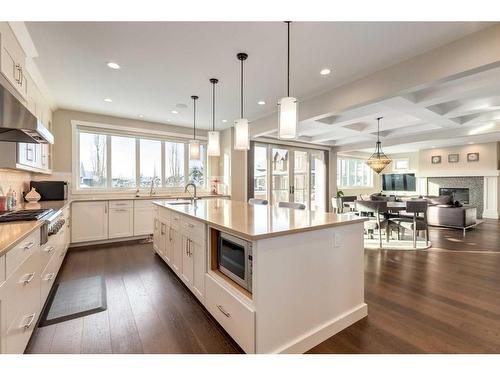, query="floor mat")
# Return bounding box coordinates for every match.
[39,276,107,326]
